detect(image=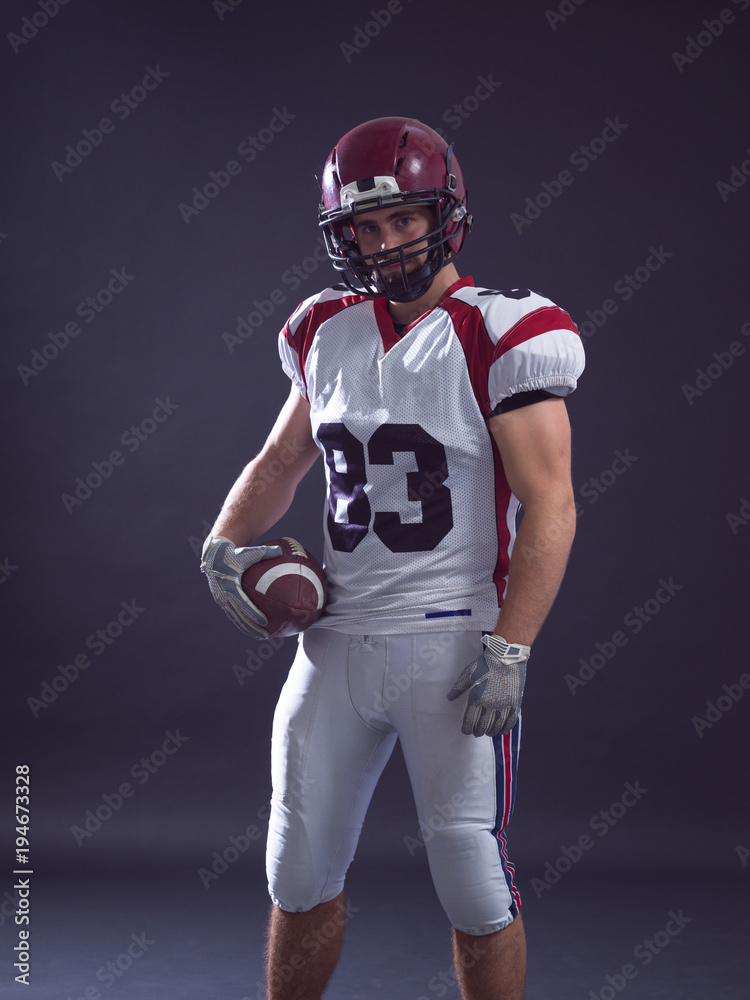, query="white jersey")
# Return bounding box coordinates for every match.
[278,276,585,633]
